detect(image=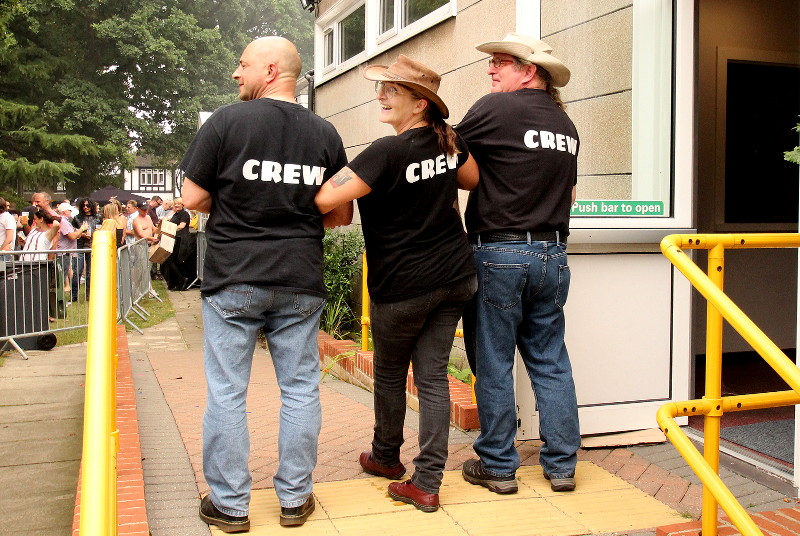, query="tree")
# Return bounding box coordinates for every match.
[0,0,105,197]
[0,0,314,197]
